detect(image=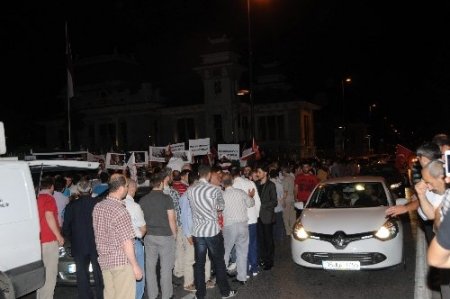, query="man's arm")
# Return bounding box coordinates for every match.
[123,239,143,280]
[167,209,177,237]
[385,199,419,217]
[294,182,299,200]
[139,225,147,237]
[45,211,64,246]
